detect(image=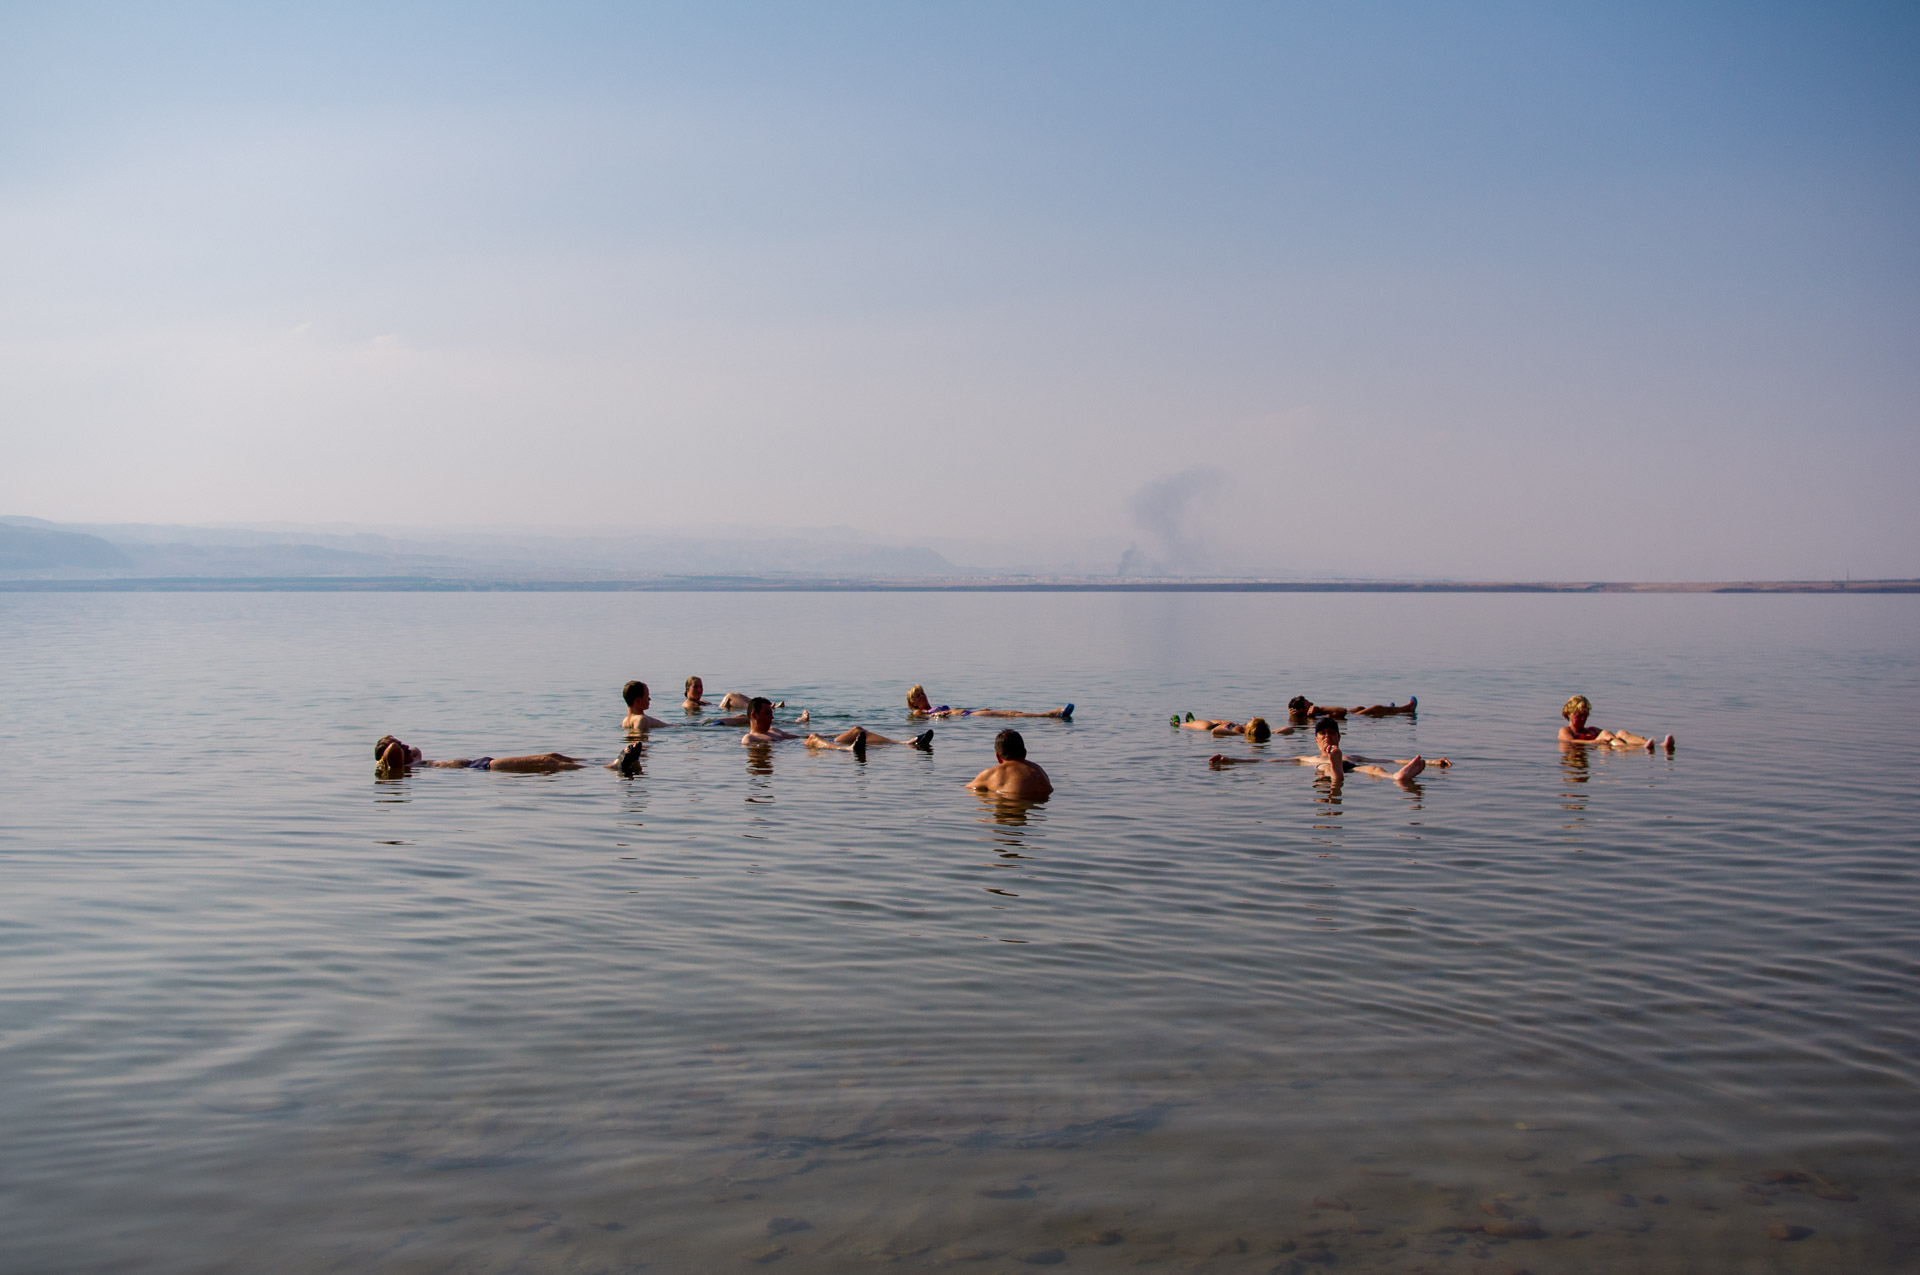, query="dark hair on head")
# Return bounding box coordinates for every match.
[622,680,648,708]
[1287,695,1310,716]
[1314,716,1340,738]
[749,696,772,716]
[376,734,398,759]
[994,728,1027,760]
